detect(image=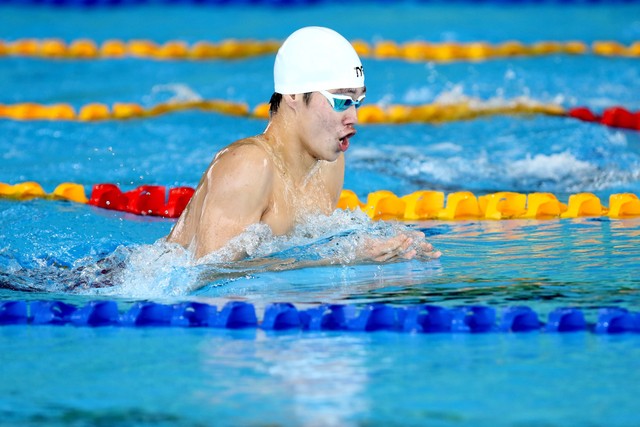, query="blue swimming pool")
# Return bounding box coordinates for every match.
[1,2,640,426]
